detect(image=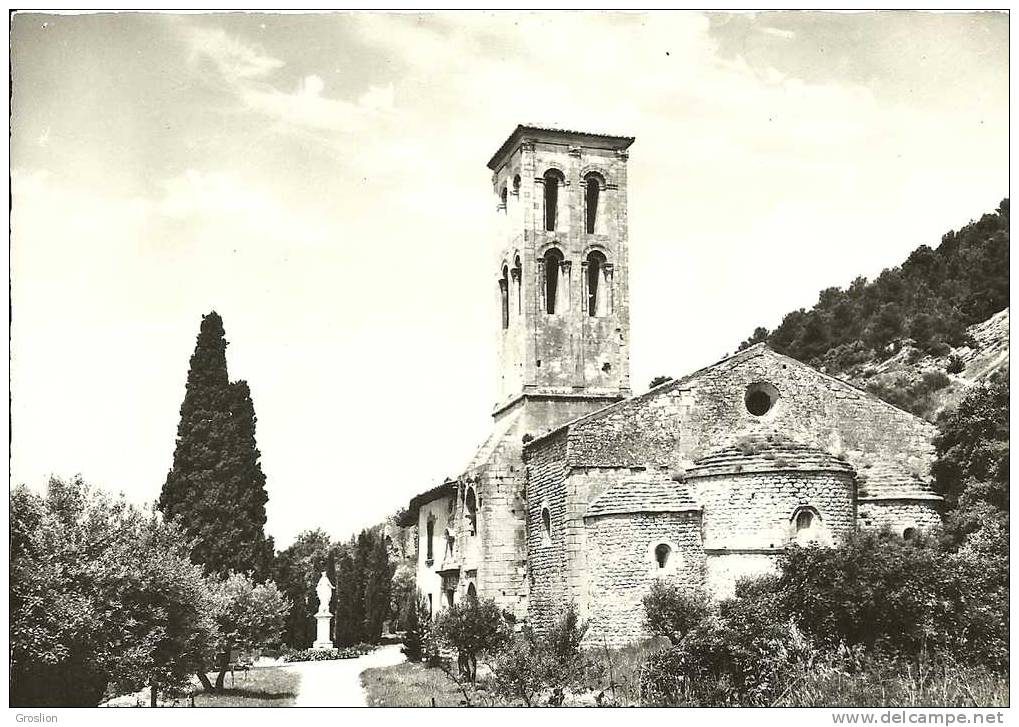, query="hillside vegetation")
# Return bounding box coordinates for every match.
[740,200,1009,420]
